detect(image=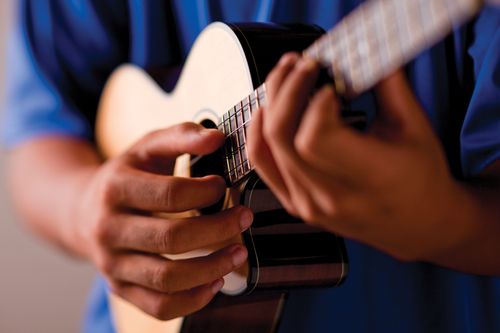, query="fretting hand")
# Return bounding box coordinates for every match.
[247,53,464,261]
